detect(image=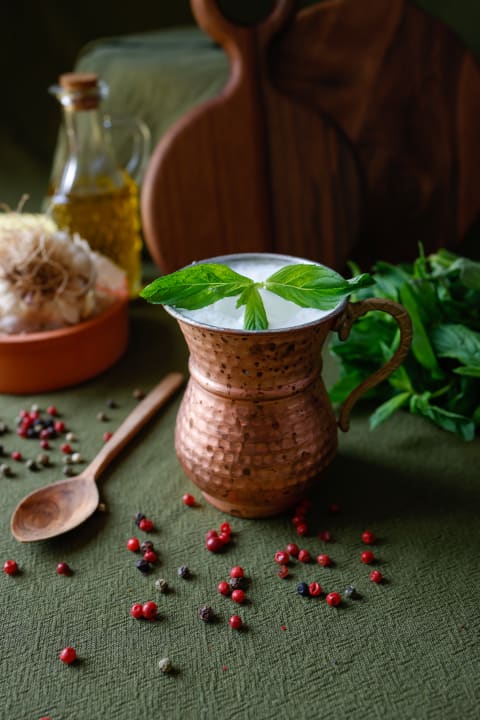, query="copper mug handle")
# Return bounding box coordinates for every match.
[333,298,413,431]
